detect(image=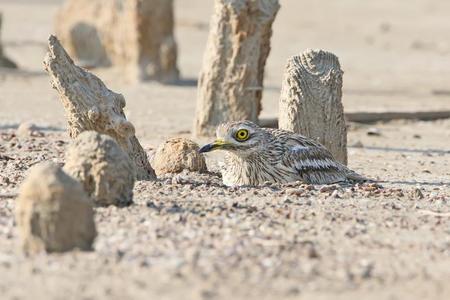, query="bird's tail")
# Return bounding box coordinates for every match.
[344,167,373,183]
